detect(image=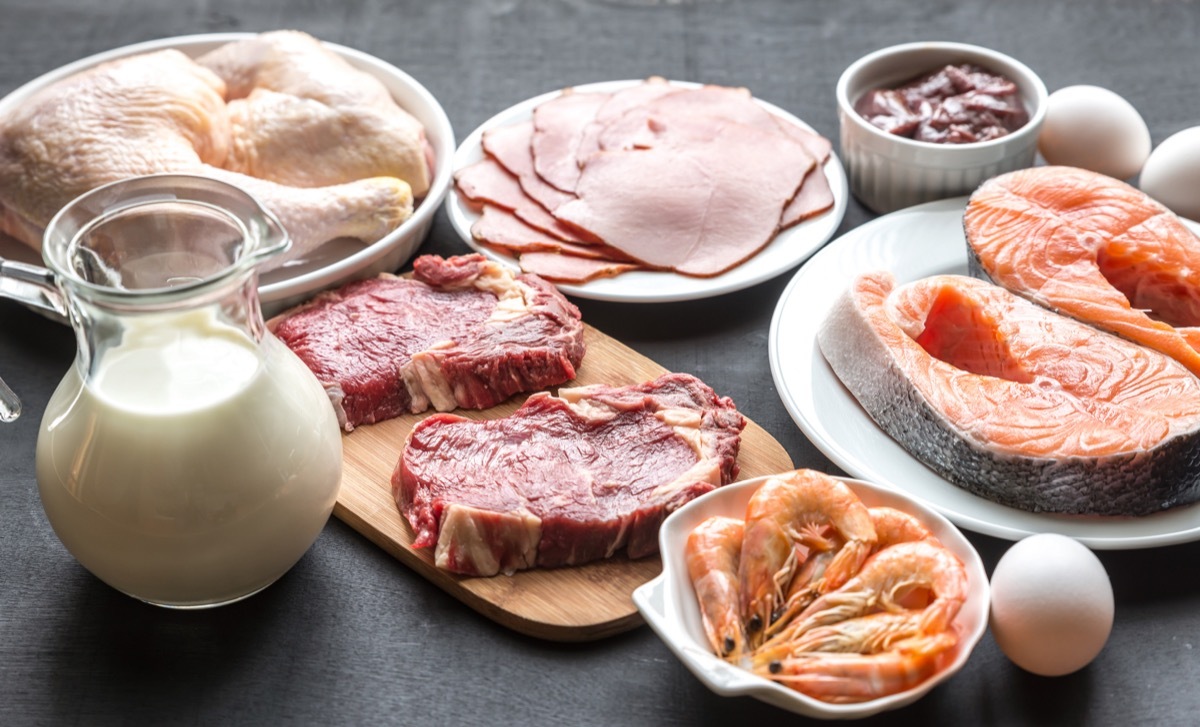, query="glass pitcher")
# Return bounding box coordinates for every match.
[6,174,342,608]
